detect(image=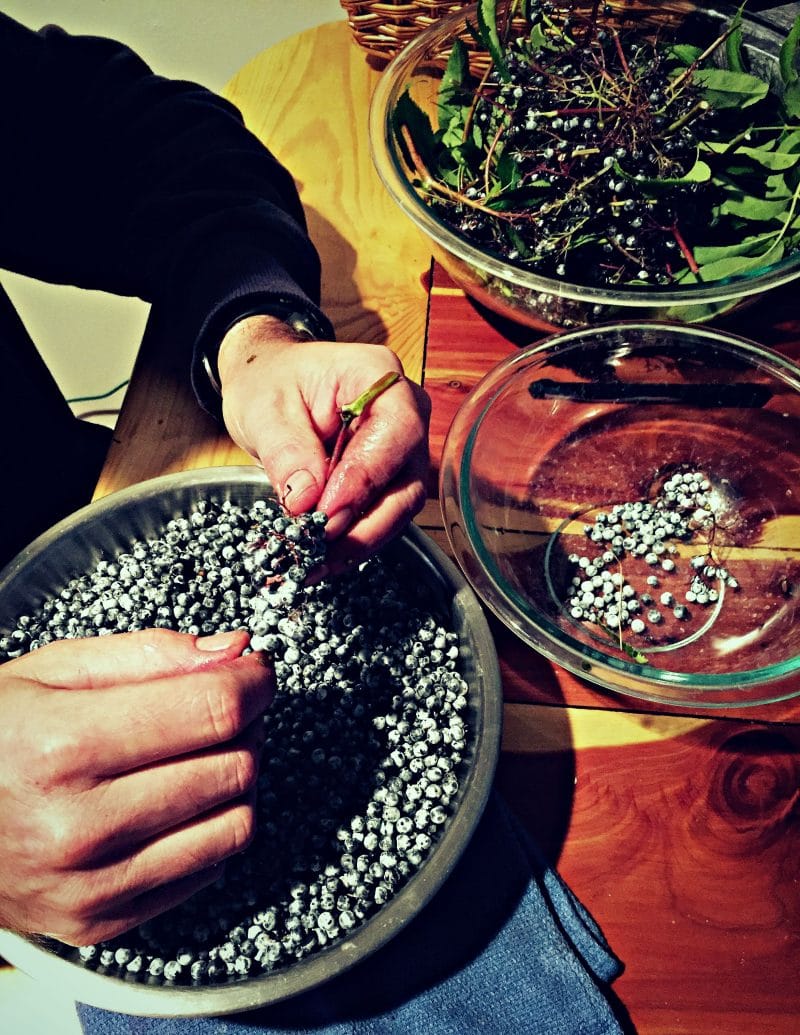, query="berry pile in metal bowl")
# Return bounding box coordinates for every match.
[0,497,470,985]
[392,0,800,289]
